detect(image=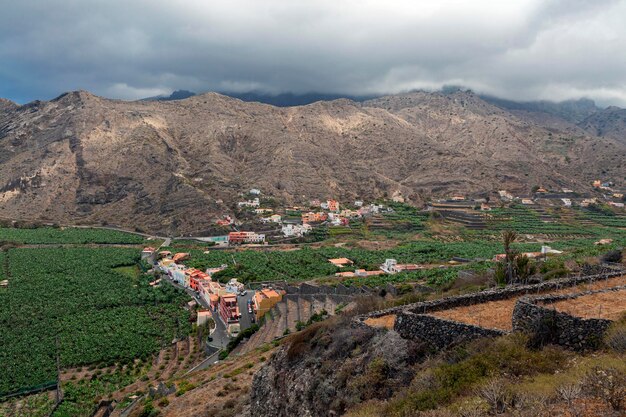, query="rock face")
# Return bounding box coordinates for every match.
[249,323,417,417]
[1,90,625,234]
